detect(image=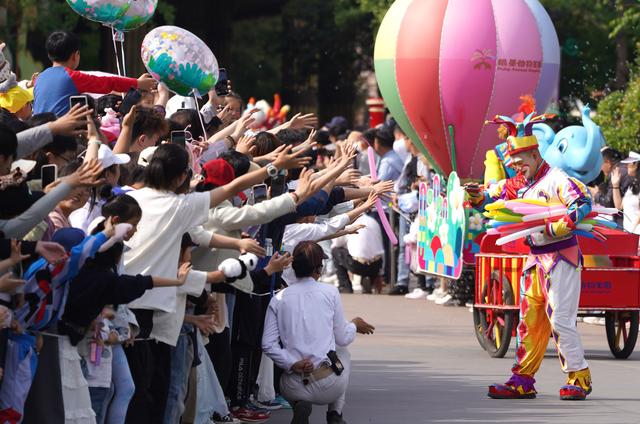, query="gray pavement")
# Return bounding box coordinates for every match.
[269,294,640,424]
